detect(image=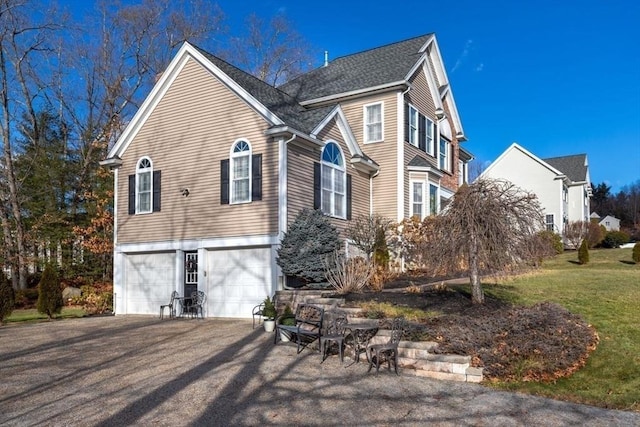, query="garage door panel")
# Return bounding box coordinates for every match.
[206,247,272,318]
[125,253,175,315]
